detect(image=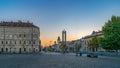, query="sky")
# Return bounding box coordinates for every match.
[0,0,120,47]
